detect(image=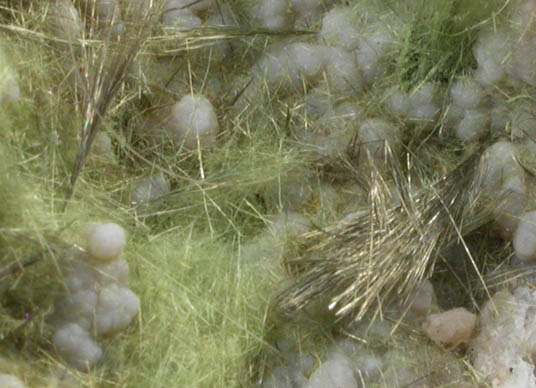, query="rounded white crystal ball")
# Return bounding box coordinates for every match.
[514,211,536,262]
[167,94,219,149]
[53,323,103,370]
[84,223,126,261]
